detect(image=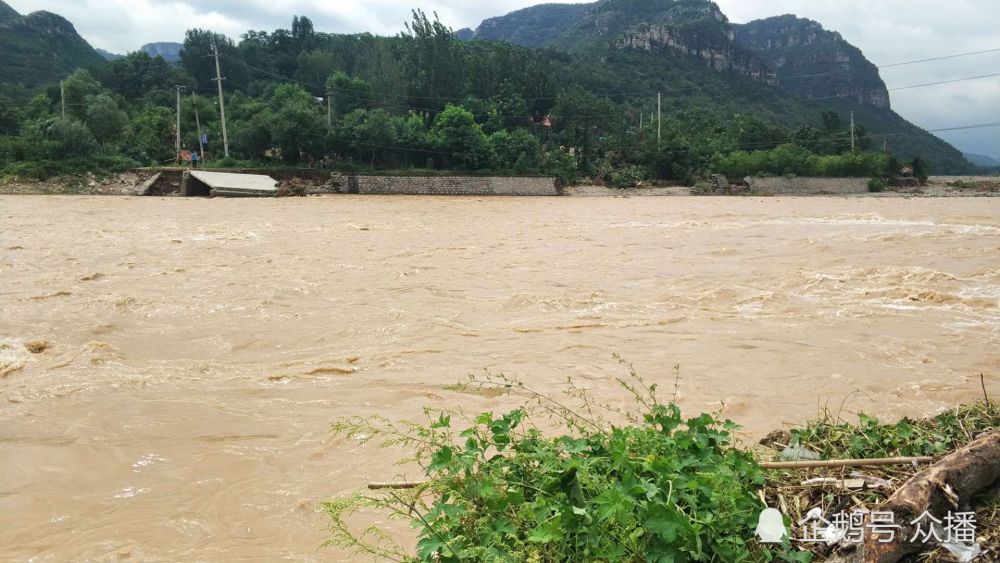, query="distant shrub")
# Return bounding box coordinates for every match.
[868,178,887,192]
[1,155,139,180]
[712,144,902,181]
[542,148,579,187]
[608,164,648,189]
